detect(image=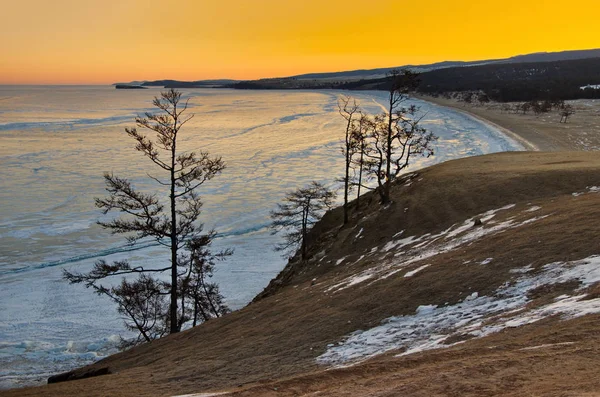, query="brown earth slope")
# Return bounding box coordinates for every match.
[5,151,600,397]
